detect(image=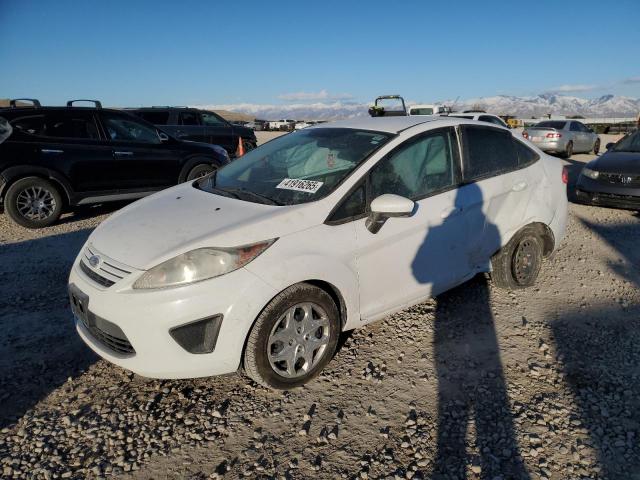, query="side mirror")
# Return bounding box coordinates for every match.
[366,194,415,234]
[606,142,614,150]
[158,131,169,142]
